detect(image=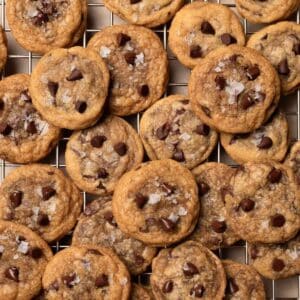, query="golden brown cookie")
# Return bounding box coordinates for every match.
[0,26,7,71]
[285,140,300,186]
